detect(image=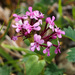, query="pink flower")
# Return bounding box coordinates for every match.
[12,21,22,32]
[51,35,57,39]
[43,42,52,56]
[55,27,65,38]
[23,20,32,33]
[32,19,42,31]
[11,36,18,41]
[33,10,44,20]
[55,41,61,54]
[26,7,34,19]
[26,7,44,20]
[30,34,44,51]
[23,20,42,33]
[46,16,55,31]
[13,14,28,22]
